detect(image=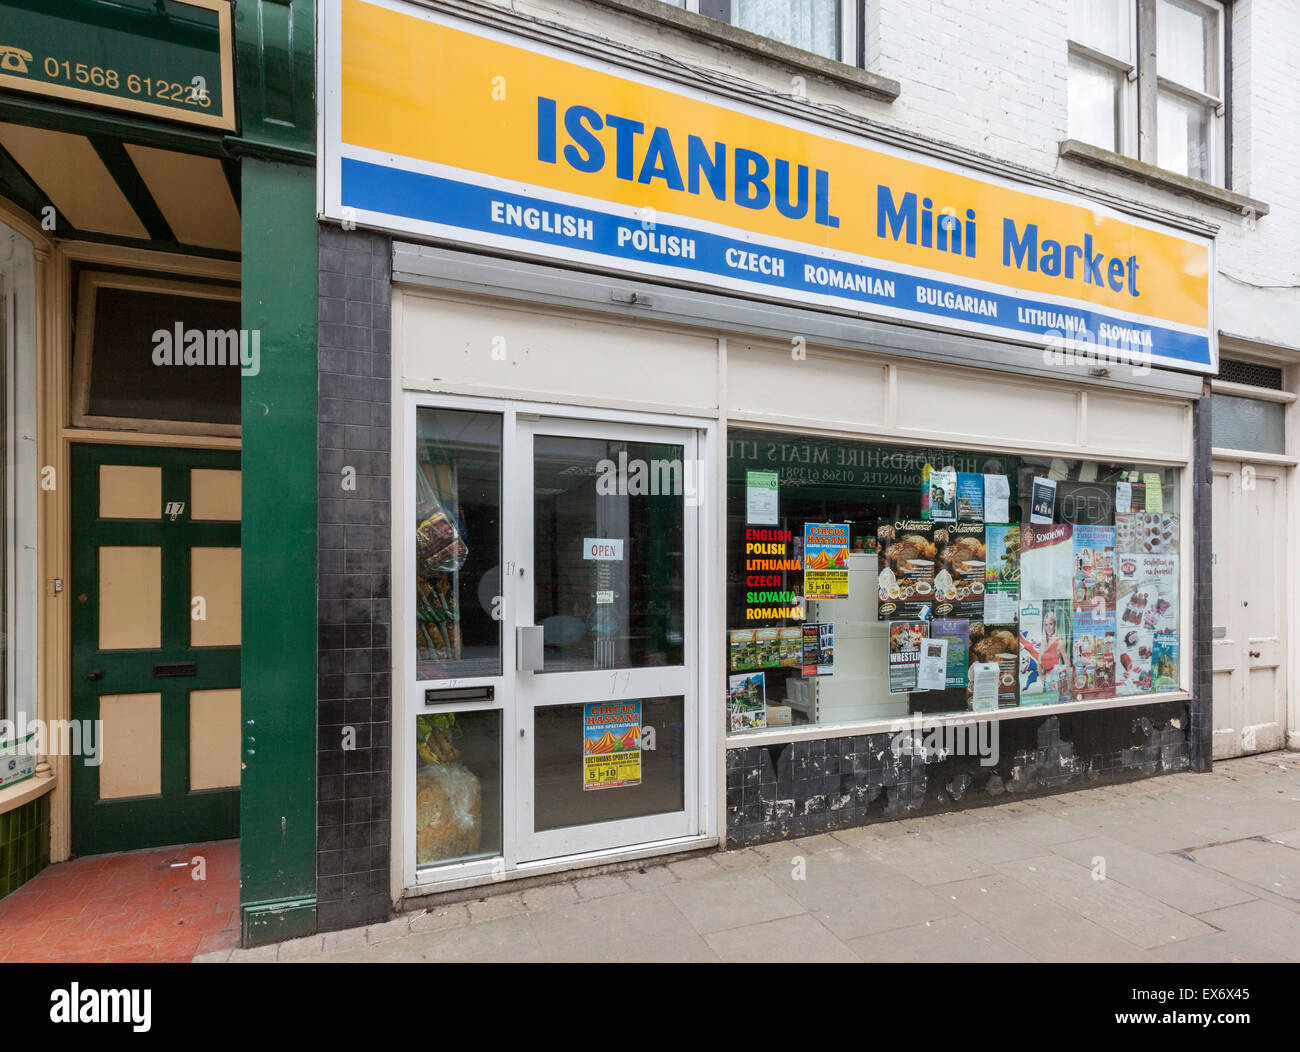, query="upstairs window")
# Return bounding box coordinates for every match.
[666,0,858,65]
[1068,0,1226,186]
